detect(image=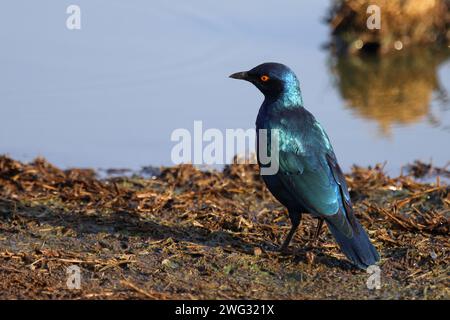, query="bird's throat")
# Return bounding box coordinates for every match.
[264,87,303,111]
